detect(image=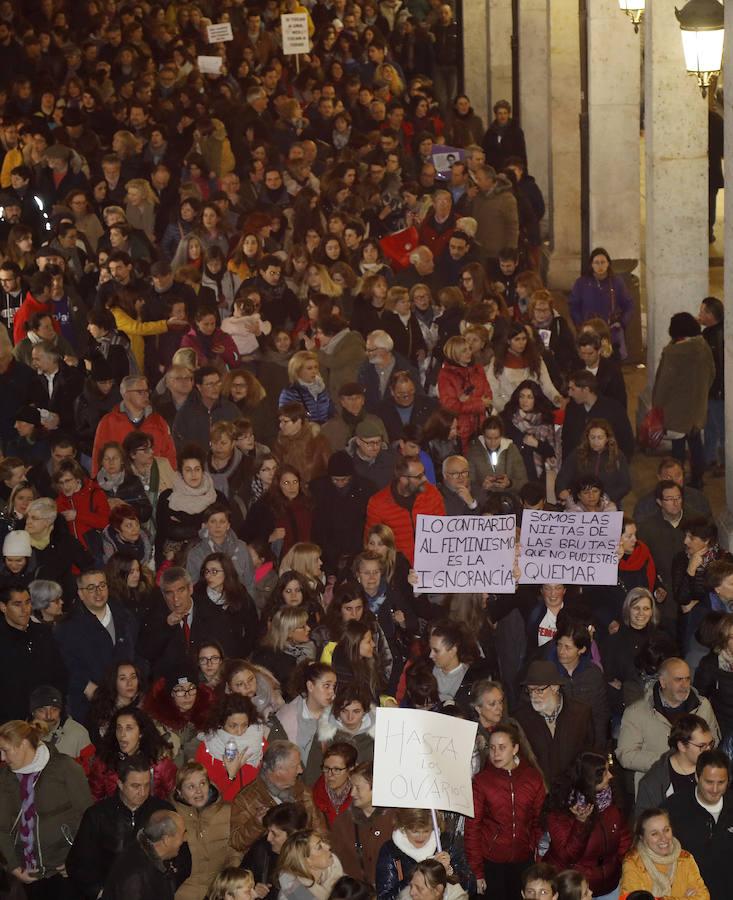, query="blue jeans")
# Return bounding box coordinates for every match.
[704,396,724,465]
